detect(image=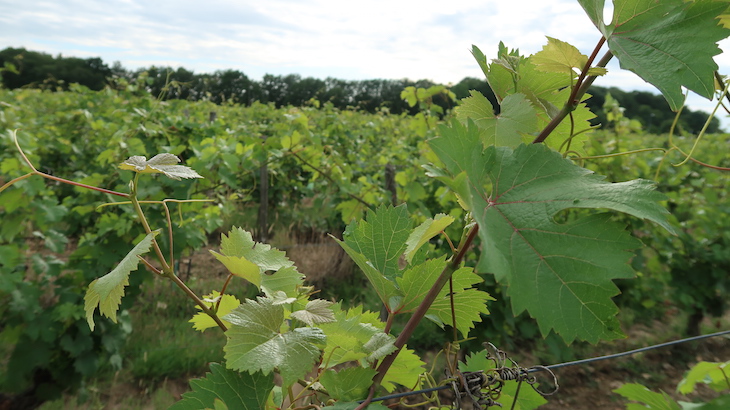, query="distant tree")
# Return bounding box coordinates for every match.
[0,47,111,90]
[586,86,721,134]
